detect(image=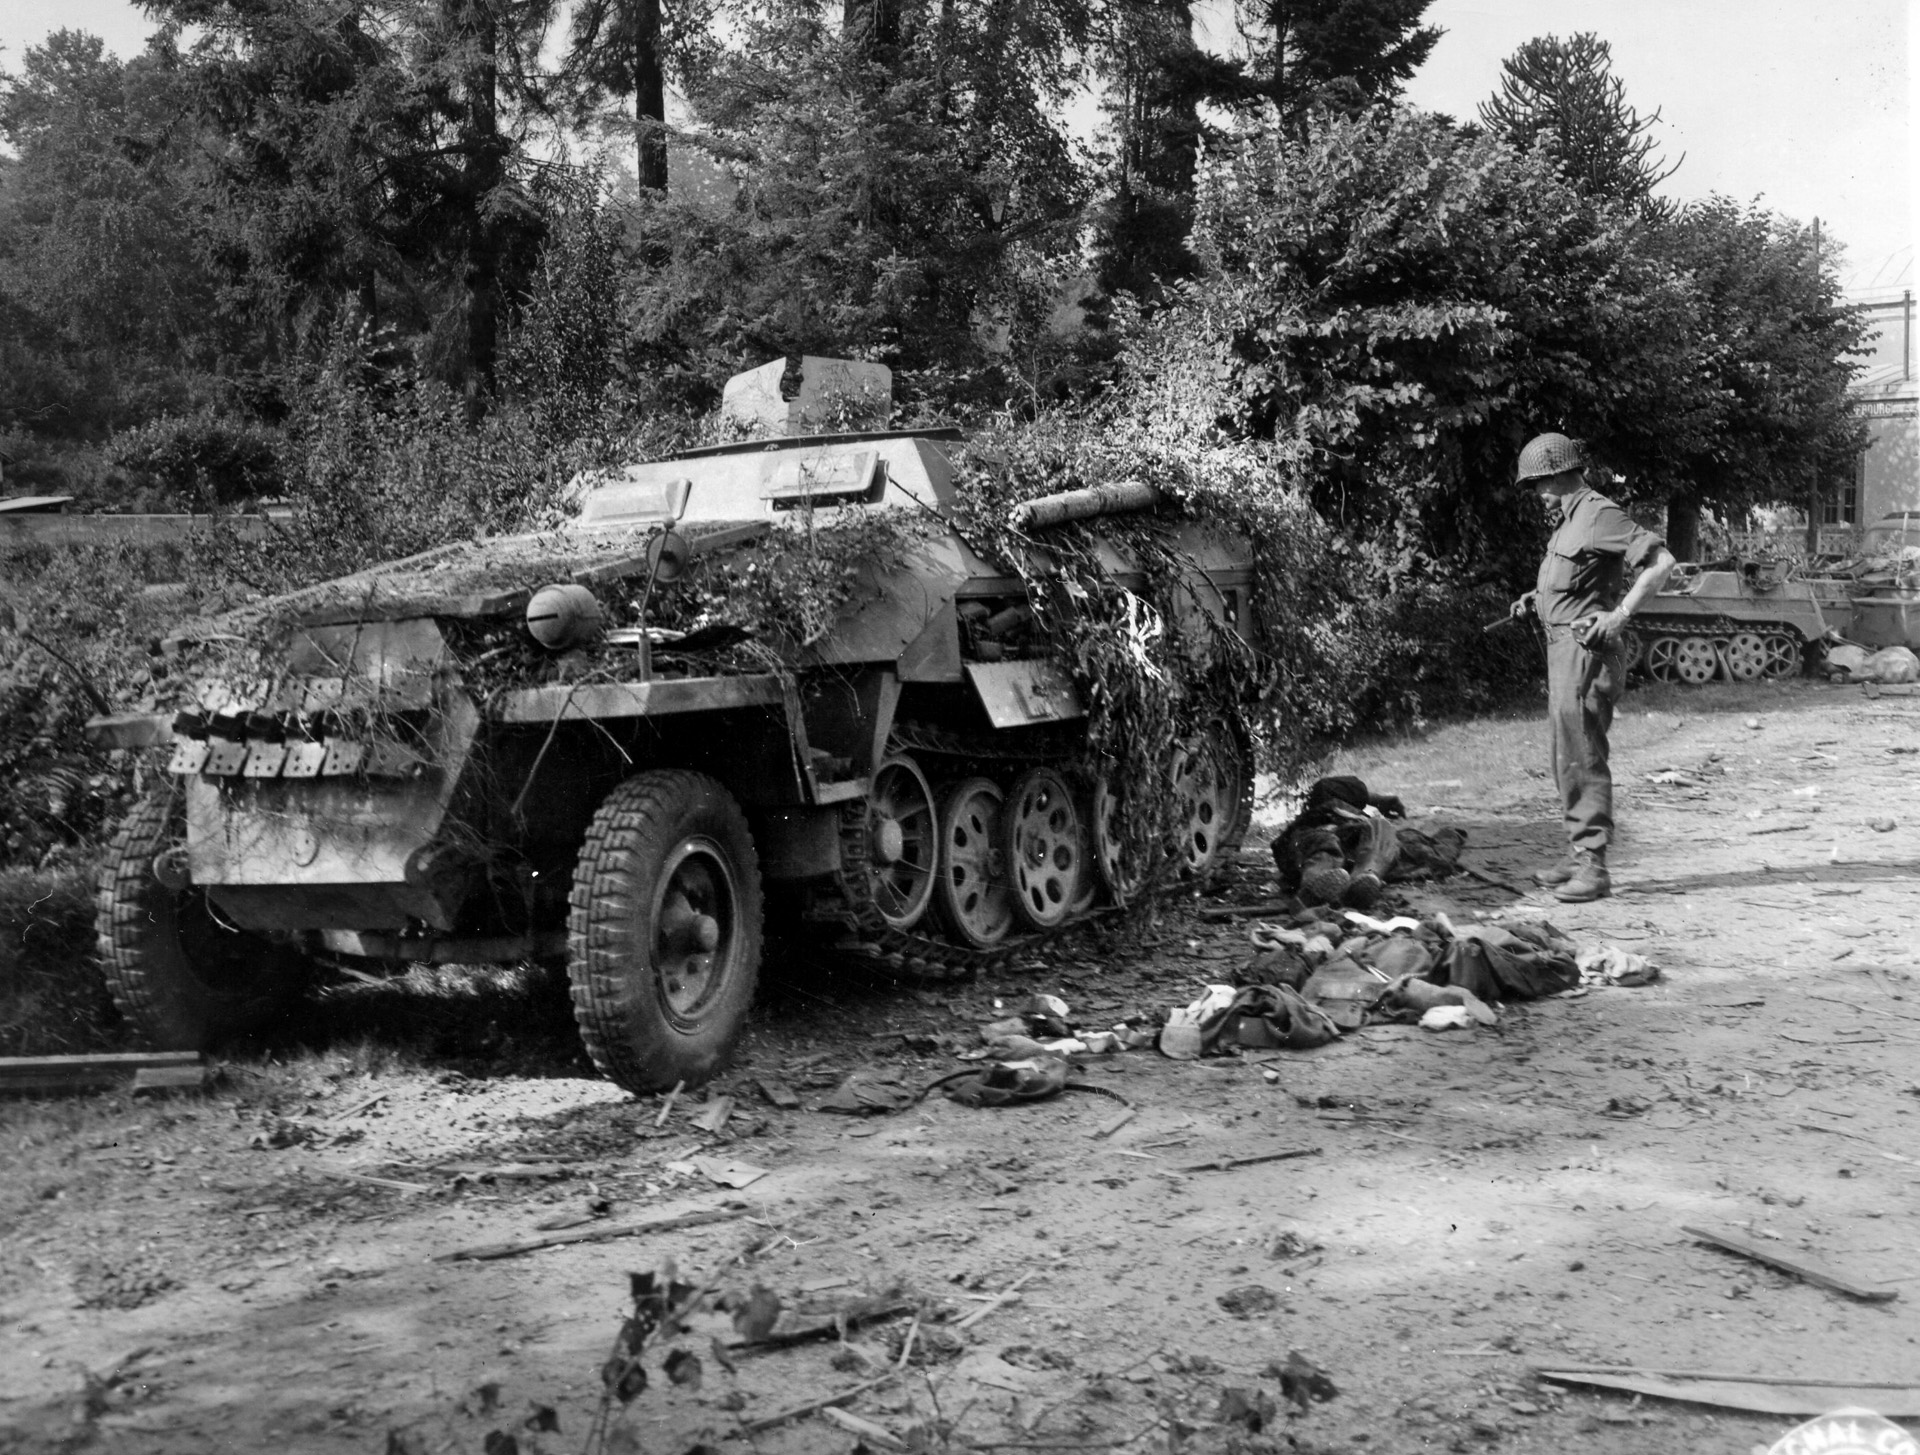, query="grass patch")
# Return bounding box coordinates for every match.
[0,864,124,1057]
